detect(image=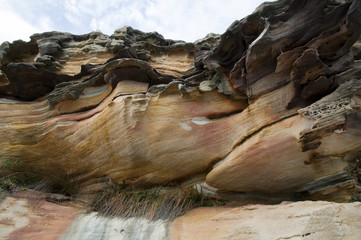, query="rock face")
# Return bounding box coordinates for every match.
[170,201,361,240]
[1,0,361,204]
[61,212,168,240]
[0,192,80,240]
[1,194,361,240]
